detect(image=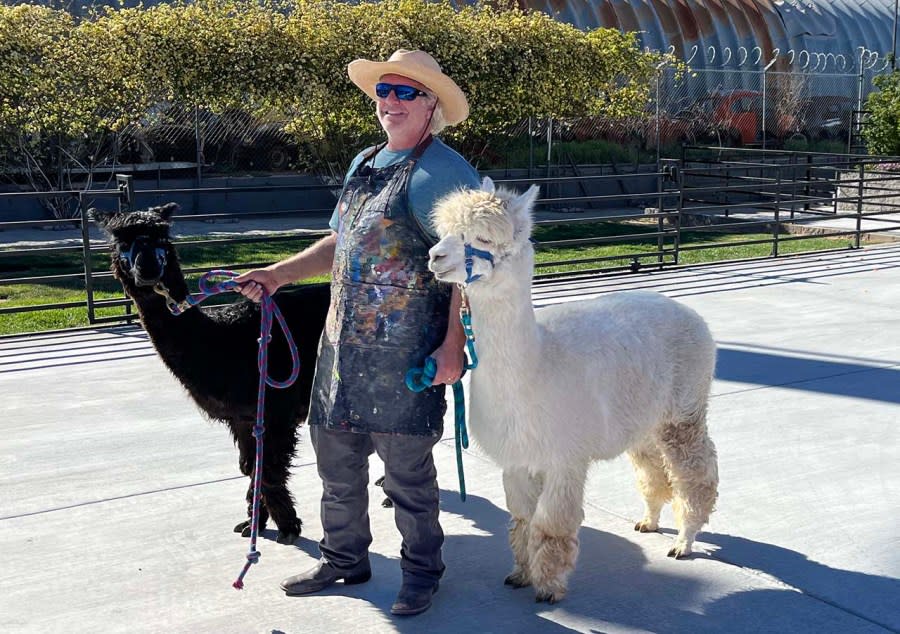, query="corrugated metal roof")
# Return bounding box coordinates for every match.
[512,0,896,72]
[49,0,898,73]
